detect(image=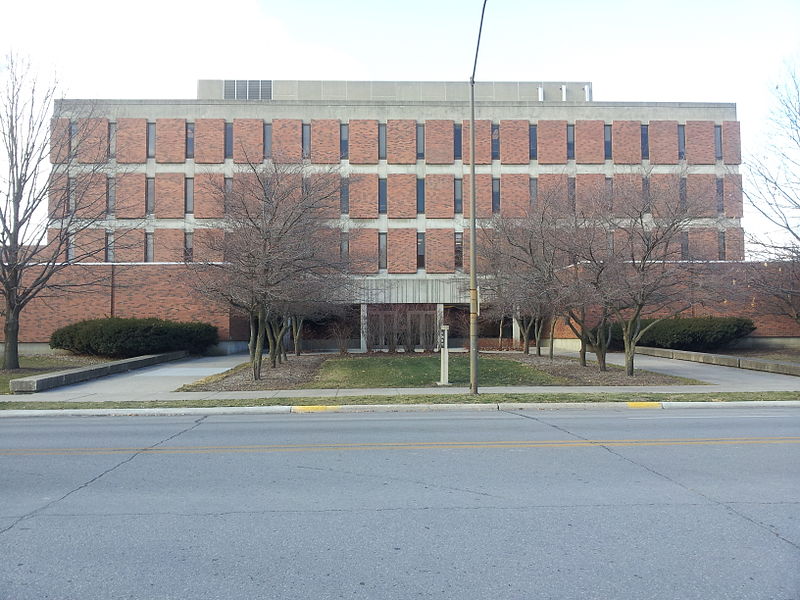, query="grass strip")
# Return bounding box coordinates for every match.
[1,391,799,411]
